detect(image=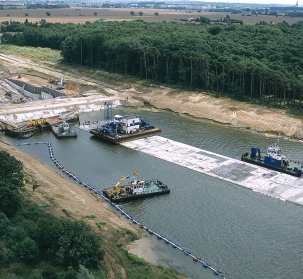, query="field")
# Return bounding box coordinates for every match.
[0,7,302,25]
